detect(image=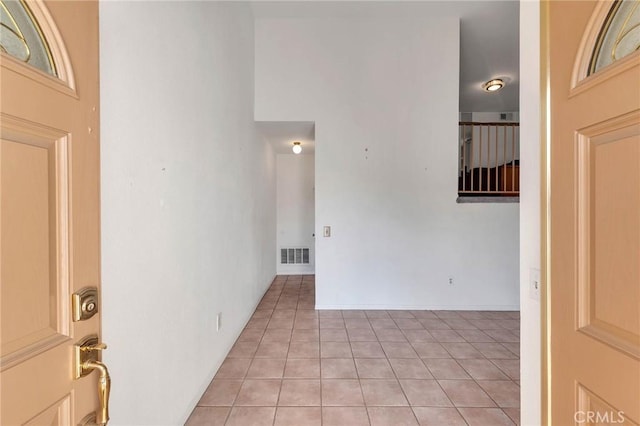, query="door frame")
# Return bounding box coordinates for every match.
[540,2,551,424]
